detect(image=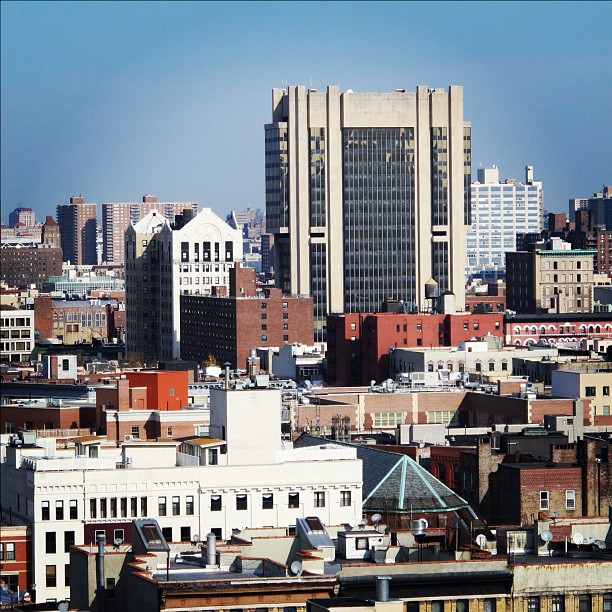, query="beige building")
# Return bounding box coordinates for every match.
[266,86,471,340]
[553,369,612,420]
[507,241,595,314]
